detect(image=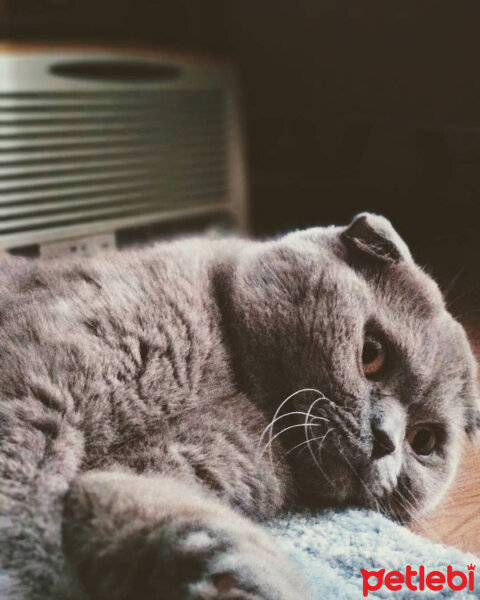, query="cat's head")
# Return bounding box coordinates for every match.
[221,213,479,521]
